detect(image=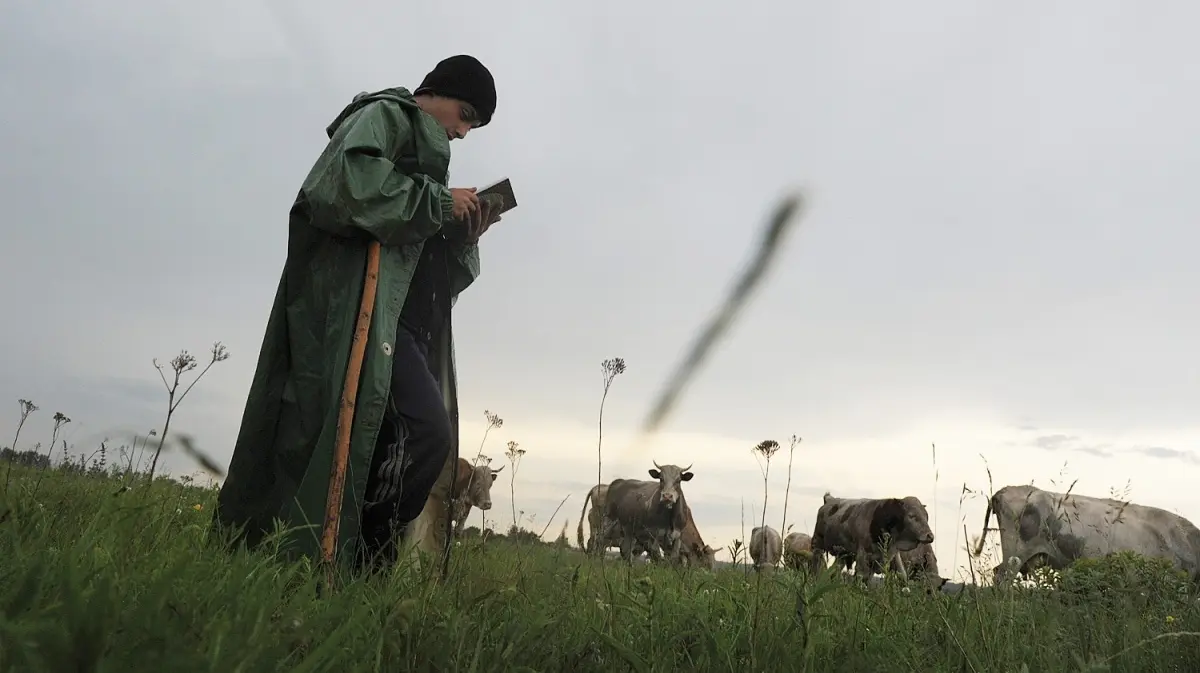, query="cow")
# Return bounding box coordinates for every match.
[576,483,661,560]
[677,505,724,570]
[865,542,947,590]
[749,525,783,572]
[973,484,1200,585]
[449,458,504,532]
[602,462,695,564]
[810,491,935,581]
[584,489,722,568]
[782,531,813,570]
